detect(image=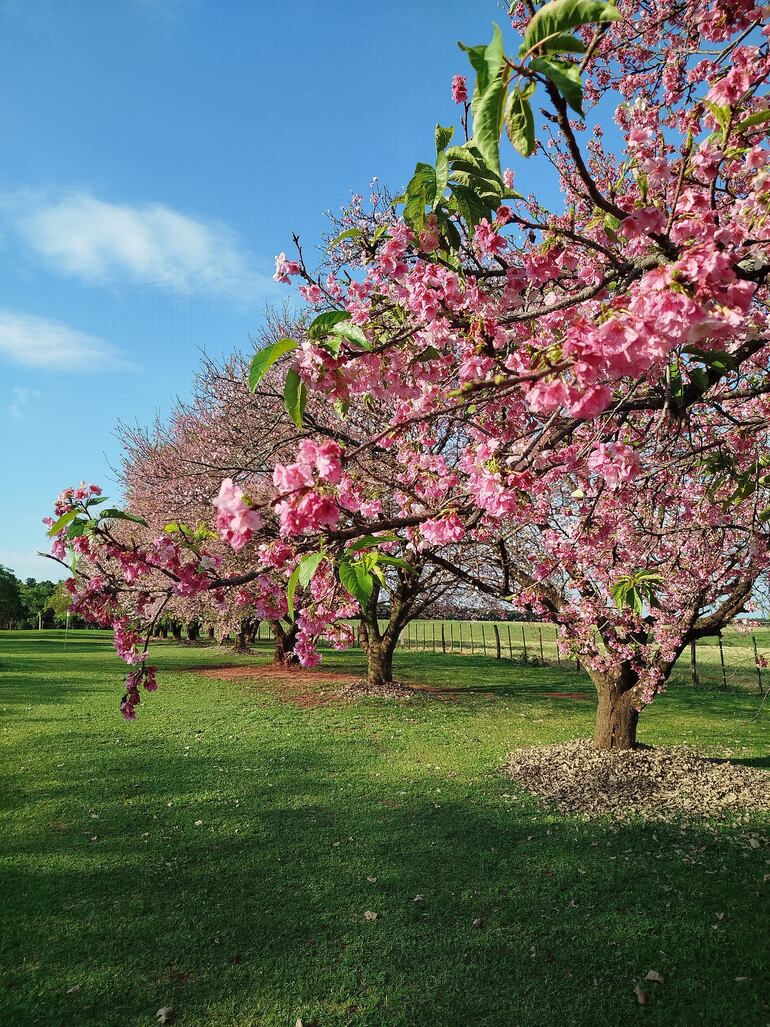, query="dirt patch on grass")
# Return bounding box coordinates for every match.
[504,738,770,821]
[186,664,455,707]
[337,680,457,702]
[188,664,358,708]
